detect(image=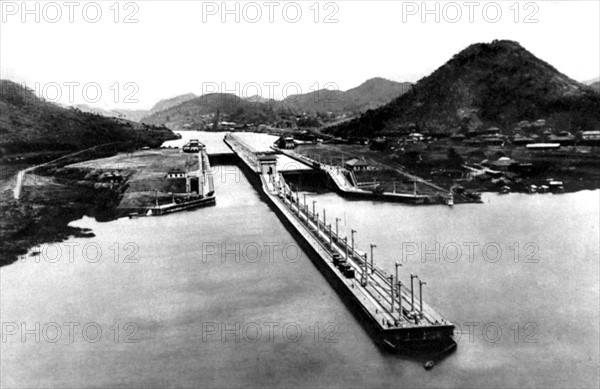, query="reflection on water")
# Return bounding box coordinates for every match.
[1,132,599,388]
